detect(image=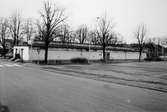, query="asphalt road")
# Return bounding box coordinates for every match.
[0,60,167,112]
